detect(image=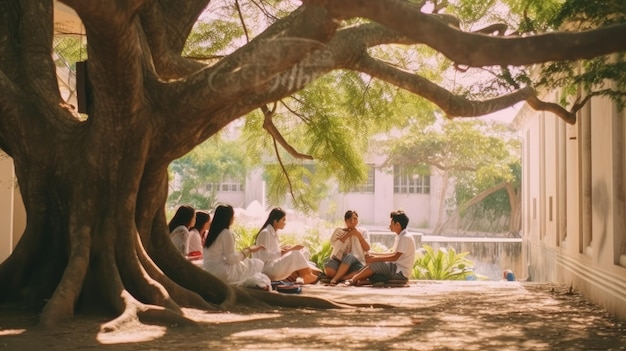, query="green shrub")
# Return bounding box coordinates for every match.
[412,245,474,280]
[303,227,332,270]
[309,241,332,270]
[232,224,257,251]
